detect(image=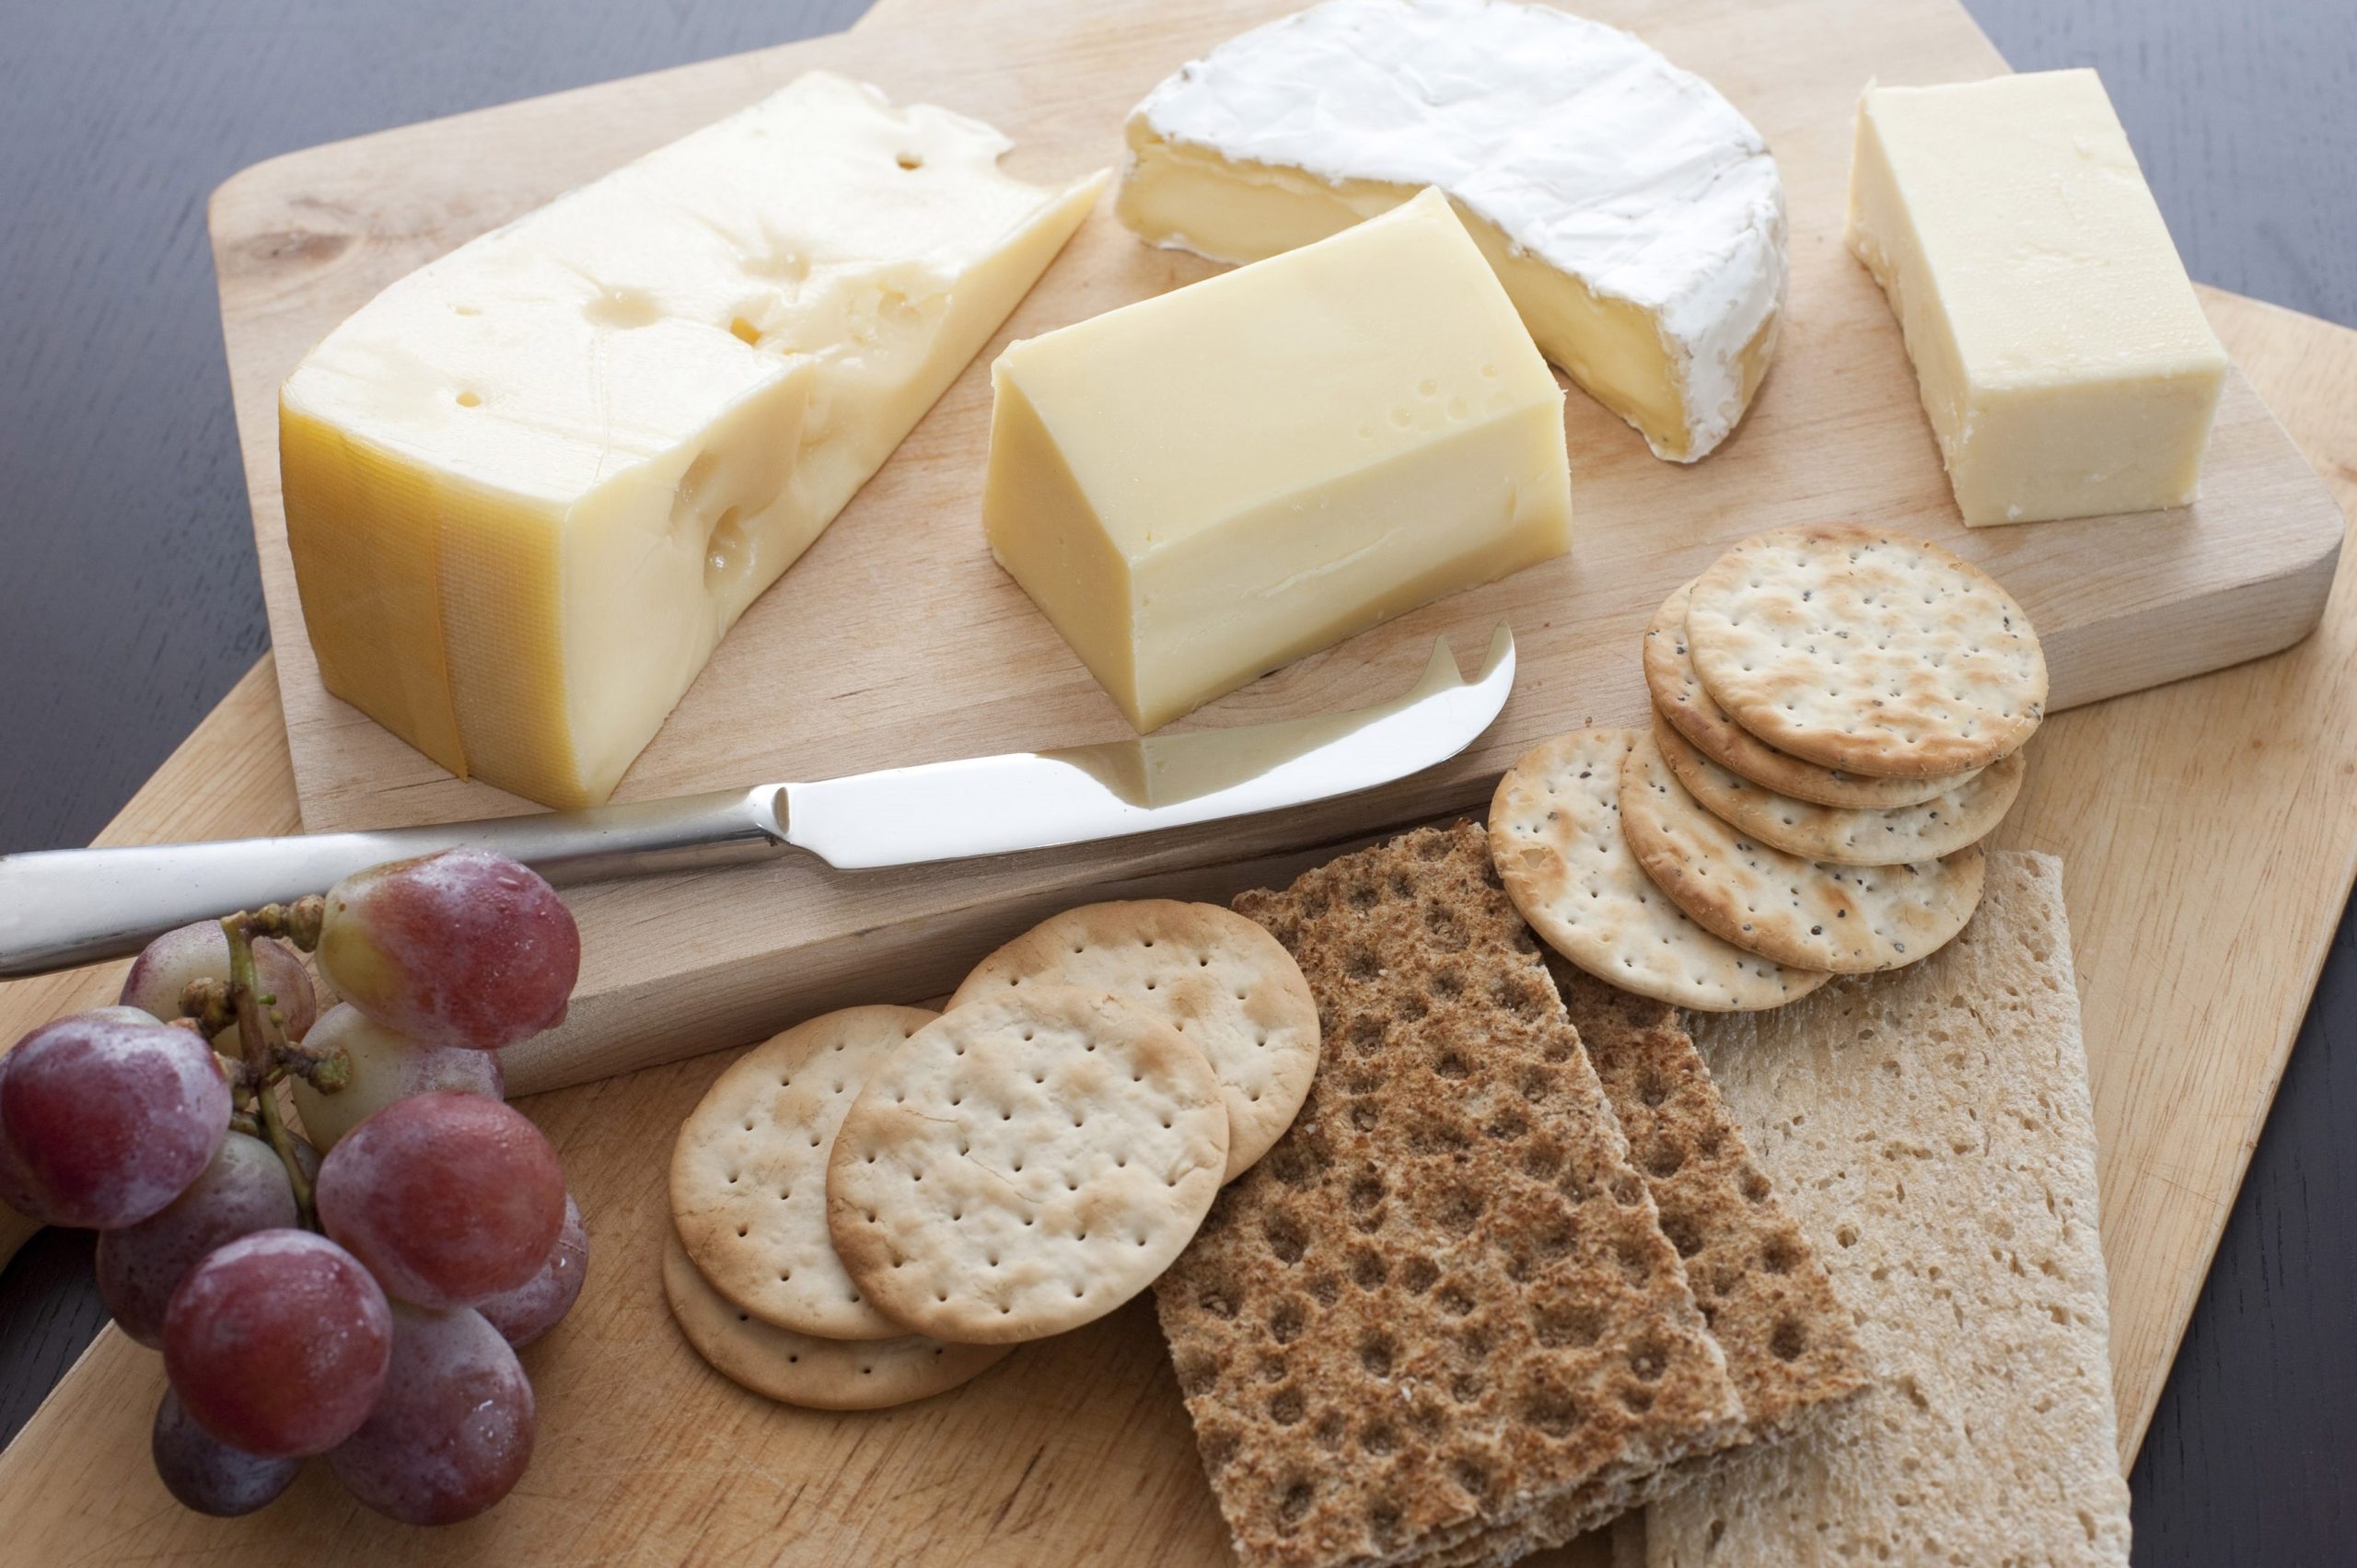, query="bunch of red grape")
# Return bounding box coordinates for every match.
[0,848,588,1525]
